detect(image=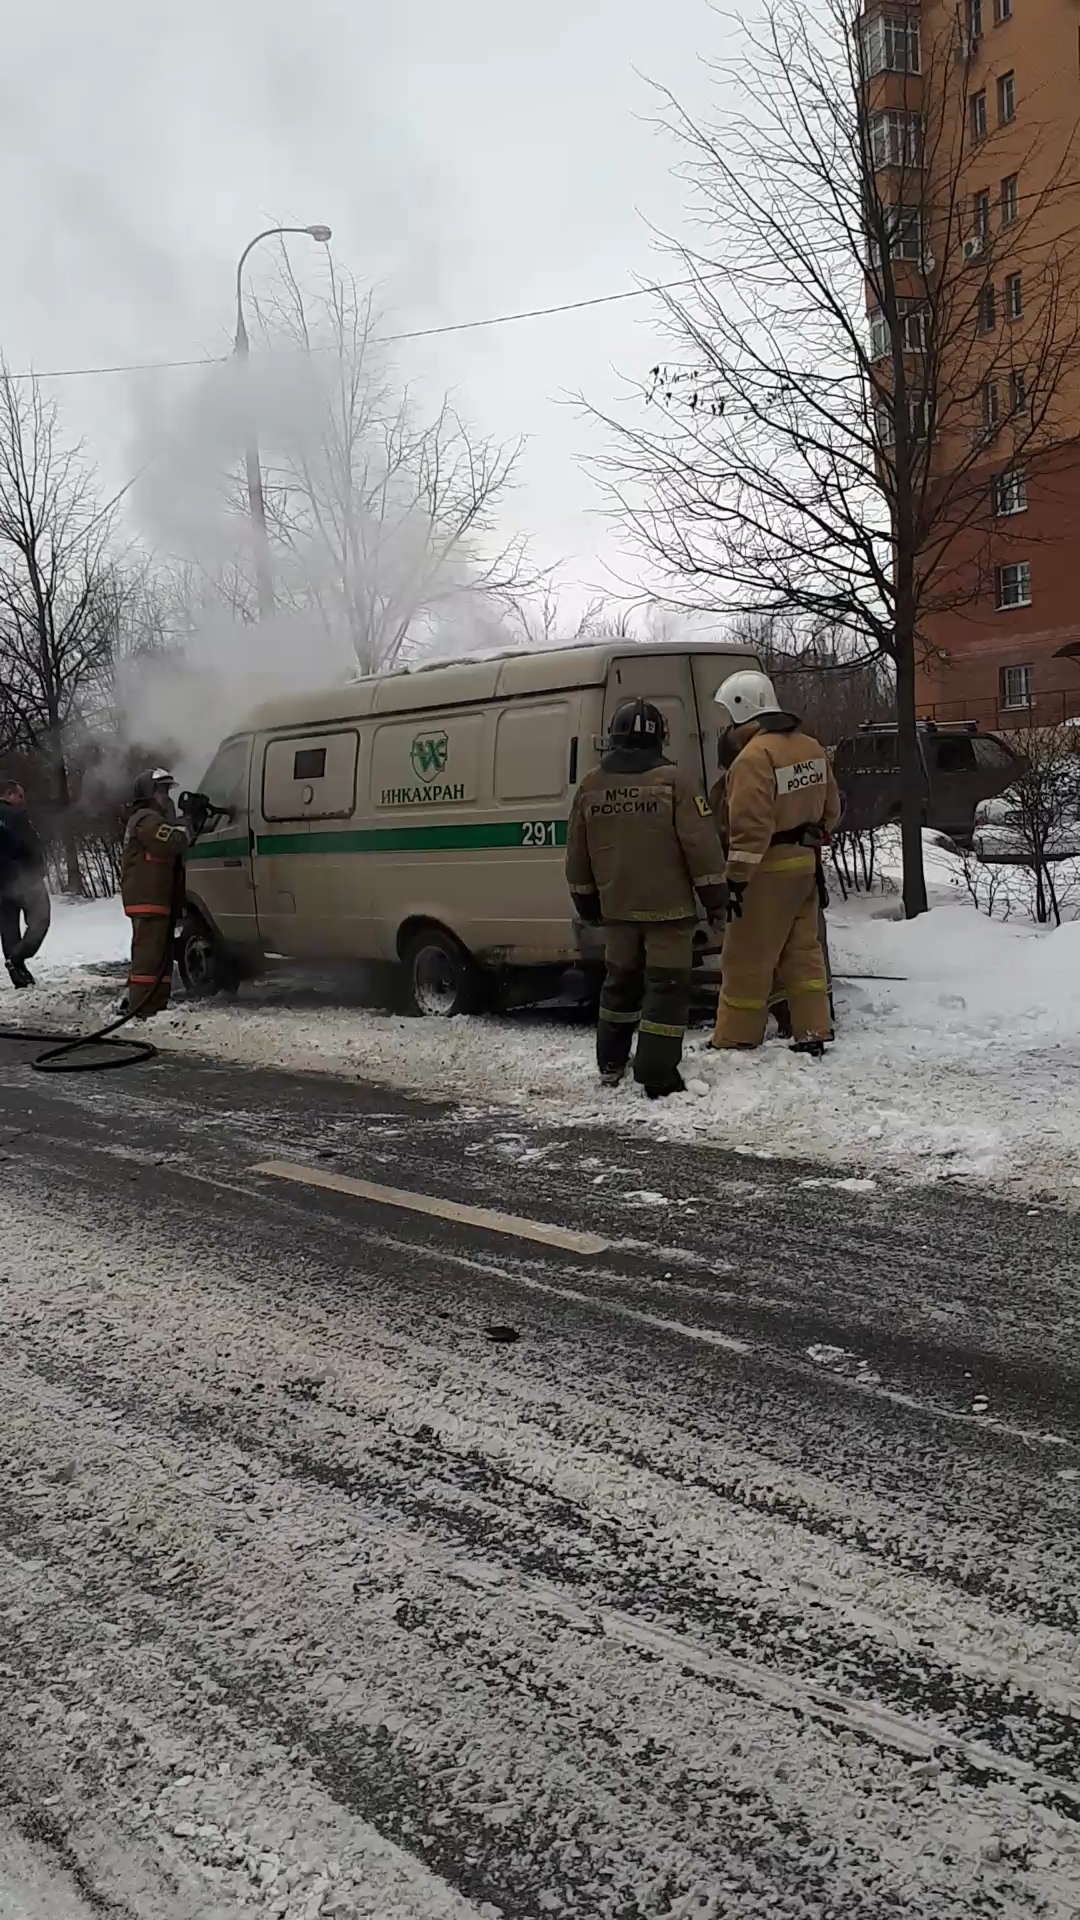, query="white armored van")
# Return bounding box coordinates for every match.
[180,637,759,1014]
